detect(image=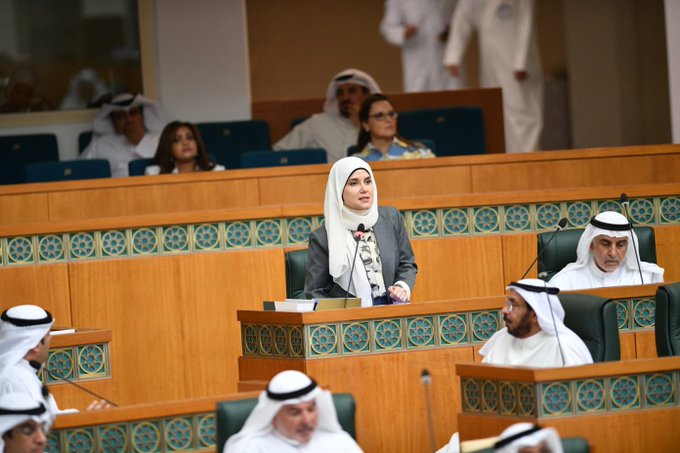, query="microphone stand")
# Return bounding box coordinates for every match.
[34,360,118,407]
[344,224,365,307]
[421,369,437,453]
[620,193,644,285]
[522,218,568,280]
